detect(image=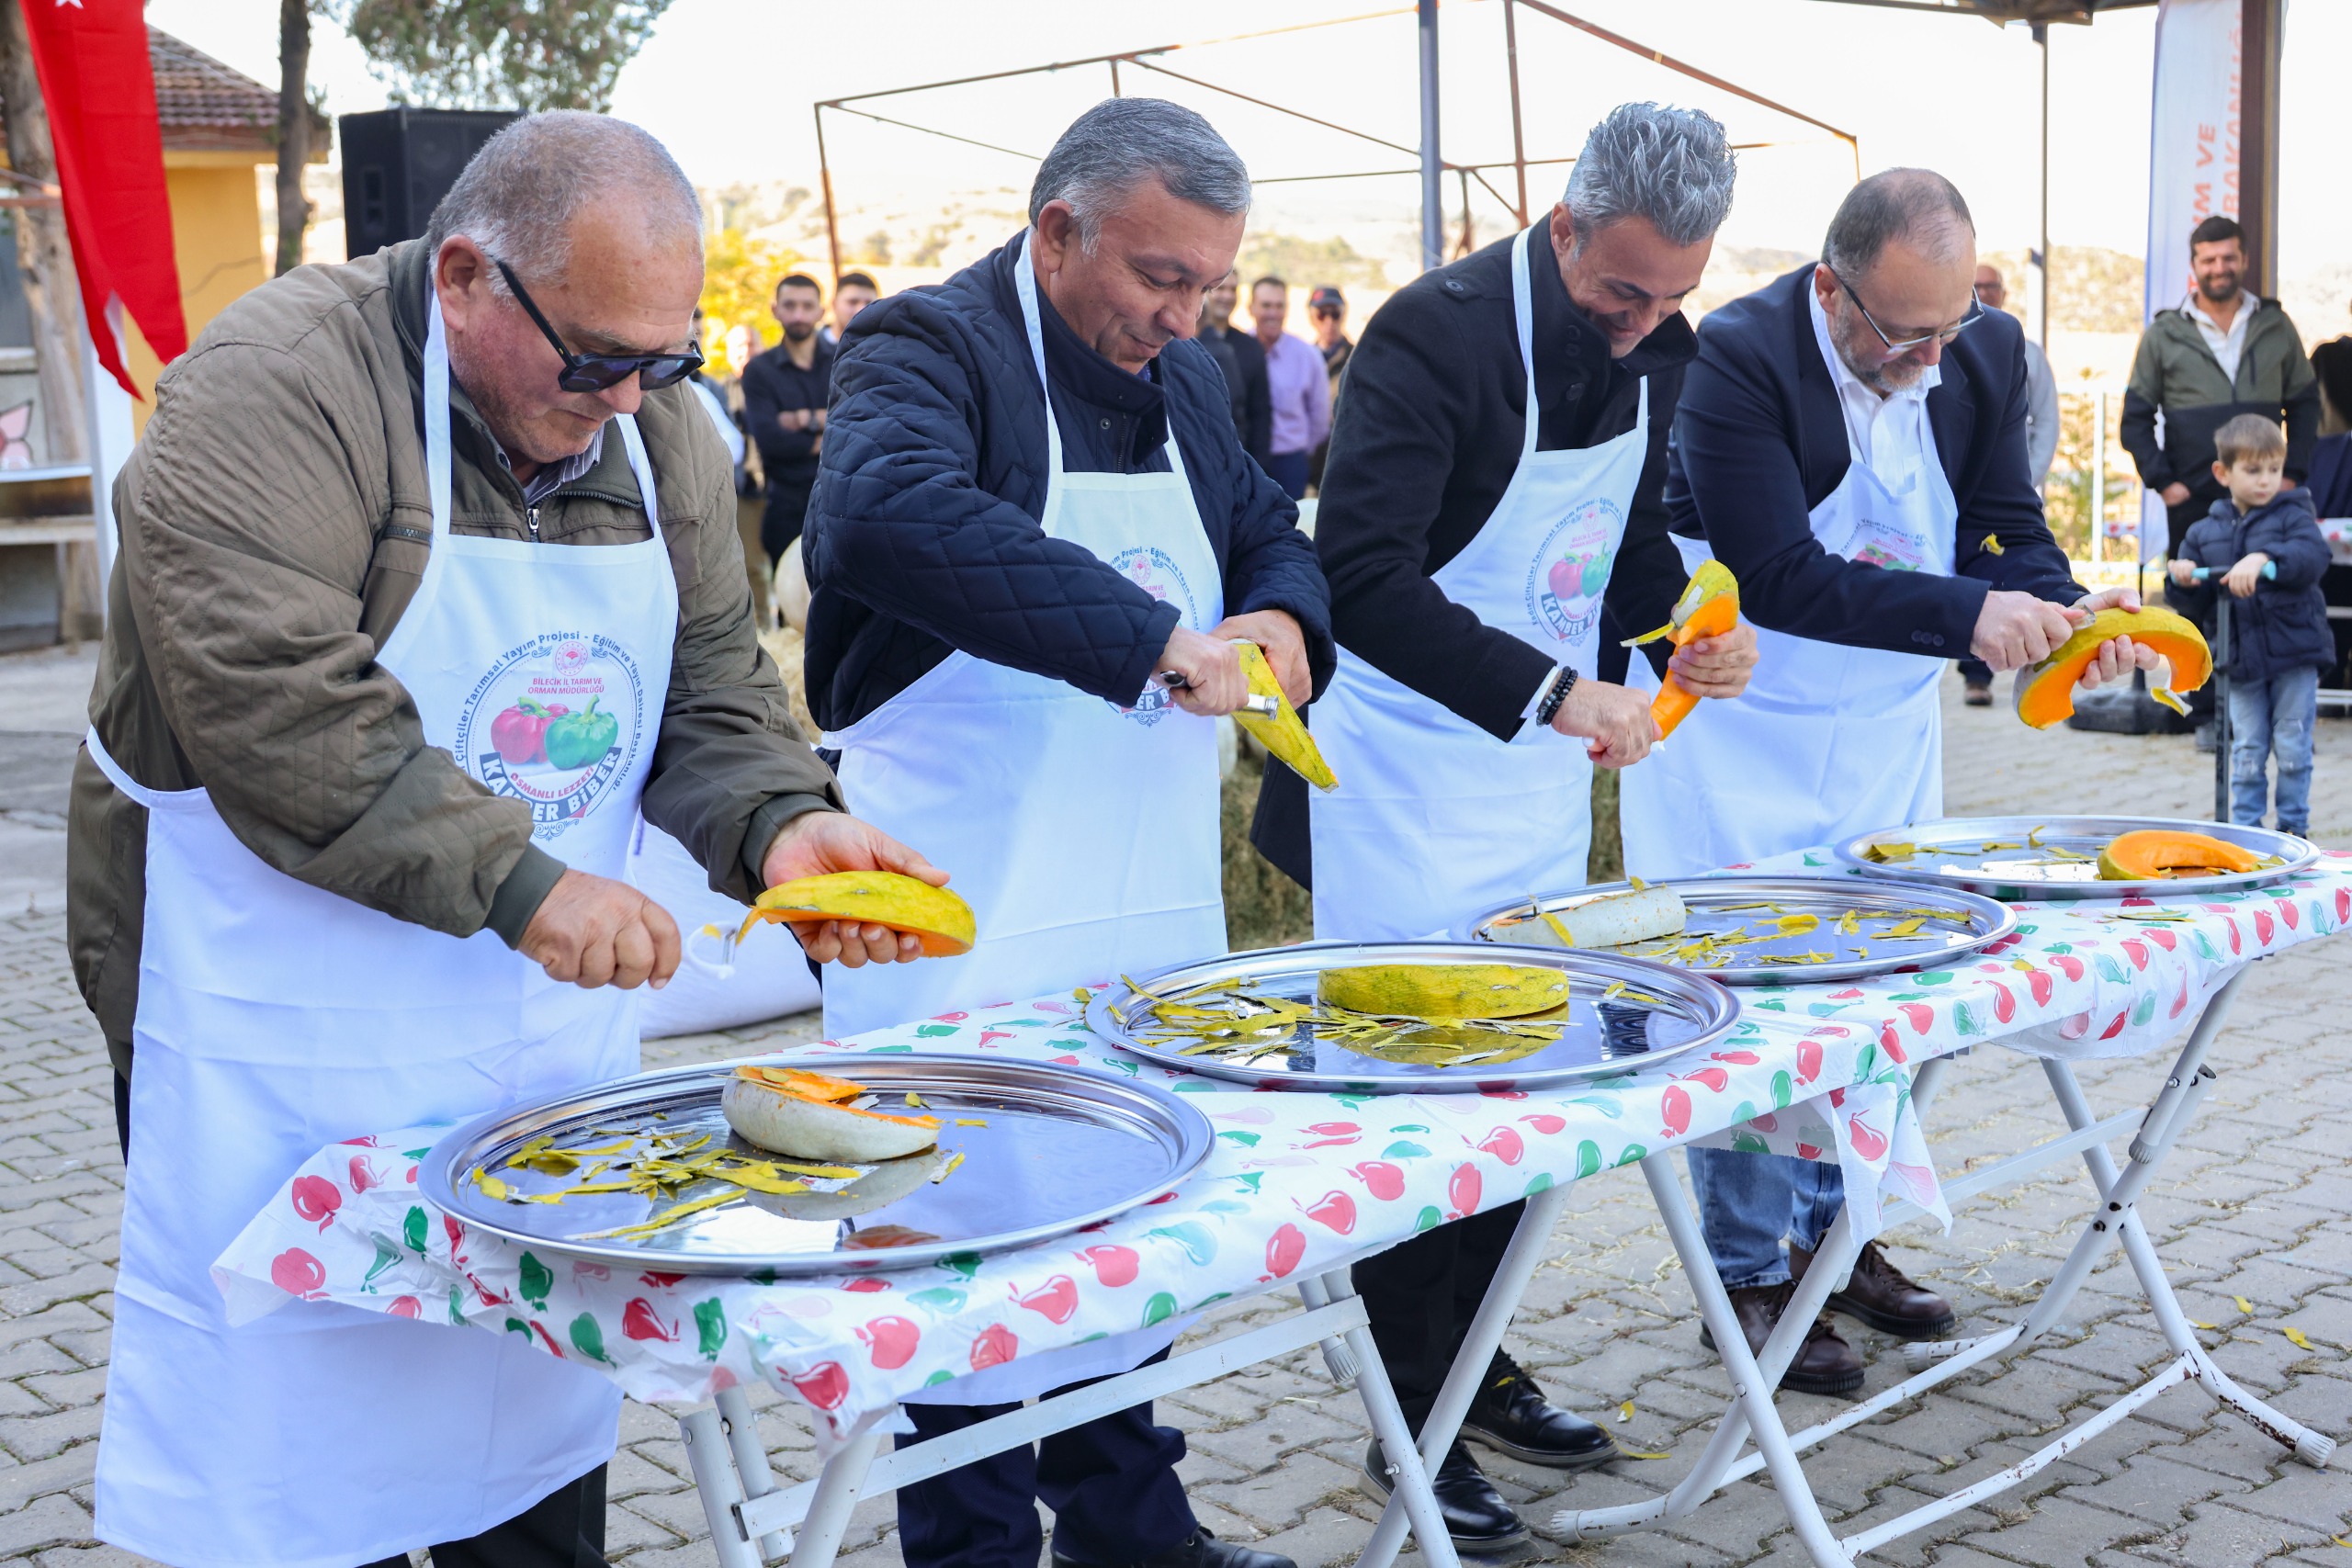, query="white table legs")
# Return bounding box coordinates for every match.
[674,1270,1460,1568]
